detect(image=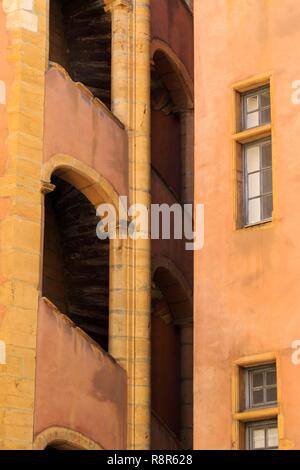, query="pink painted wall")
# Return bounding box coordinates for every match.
[44,66,128,198]
[194,0,300,450]
[34,299,127,449]
[151,0,193,79]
